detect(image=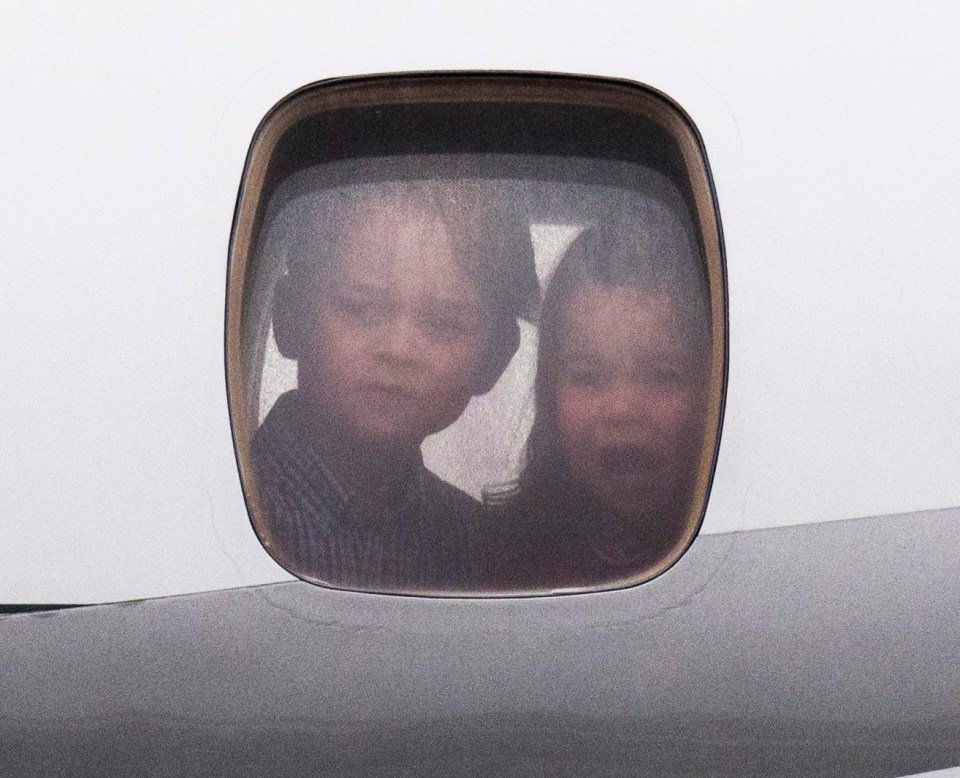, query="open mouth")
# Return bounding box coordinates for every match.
[595,445,657,475]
